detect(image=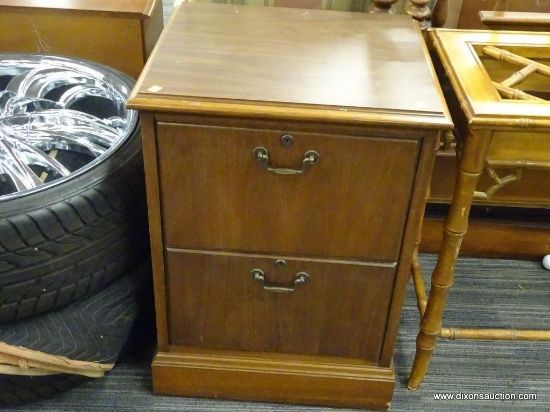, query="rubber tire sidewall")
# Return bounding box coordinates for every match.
[0,127,149,322]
